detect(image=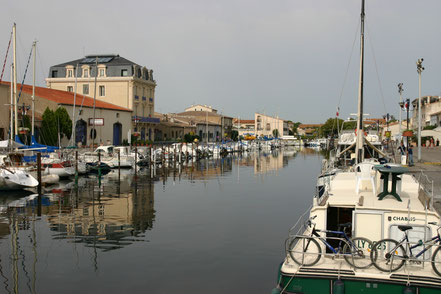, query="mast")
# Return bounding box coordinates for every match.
[72,63,78,146]
[355,0,365,164]
[10,64,13,141]
[31,41,36,137]
[92,57,97,151]
[12,23,17,140]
